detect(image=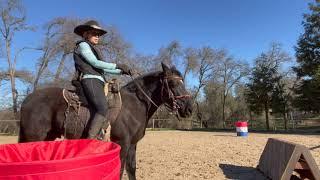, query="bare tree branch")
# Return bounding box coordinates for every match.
[0,0,31,117]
